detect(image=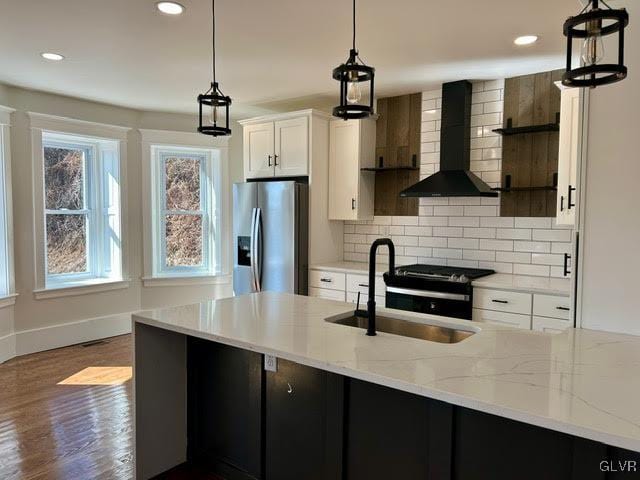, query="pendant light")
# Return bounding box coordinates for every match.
[332,0,375,119]
[562,0,629,88]
[197,0,231,136]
